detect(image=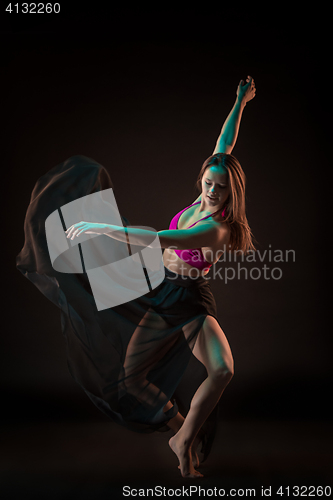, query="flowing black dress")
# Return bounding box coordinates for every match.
[16,155,221,462]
